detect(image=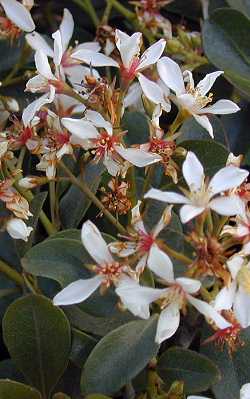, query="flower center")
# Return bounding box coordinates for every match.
[161,284,186,309]
[186,180,211,207]
[187,85,213,109]
[137,230,155,252]
[95,261,123,286]
[149,138,176,162]
[120,58,140,82]
[92,131,120,159]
